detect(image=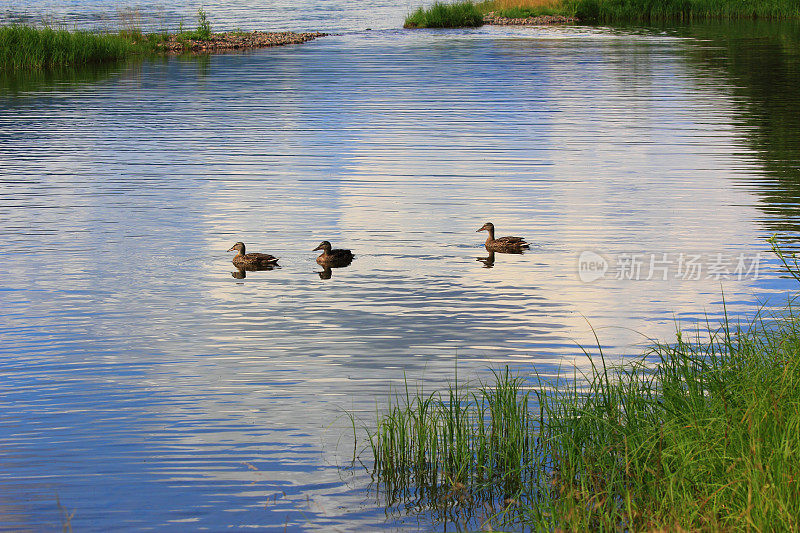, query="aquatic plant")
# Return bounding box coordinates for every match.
[477,0,565,18]
[0,25,145,70]
[404,1,485,28]
[175,8,214,42]
[565,0,800,21]
[409,0,800,24]
[360,242,800,530]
